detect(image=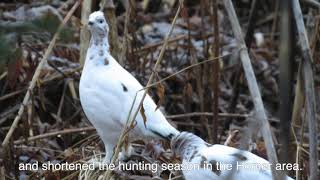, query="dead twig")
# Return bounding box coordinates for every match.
[0,67,82,102]
[291,65,305,137]
[118,0,133,65]
[210,0,220,144]
[223,0,281,179]
[278,0,293,165]
[133,32,214,54]
[303,0,320,9]
[292,0,319,179]
[0,88,26,101]
[0,104,20,125]
[79,0,92,65]
[100,0,121,62]
[271,1,280,40]
[294,109,307,180]
[225,0,259,135]
[244,0,259,47]
[134,34,188,53]
[14,127,96,145]
[144,54,230,90]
